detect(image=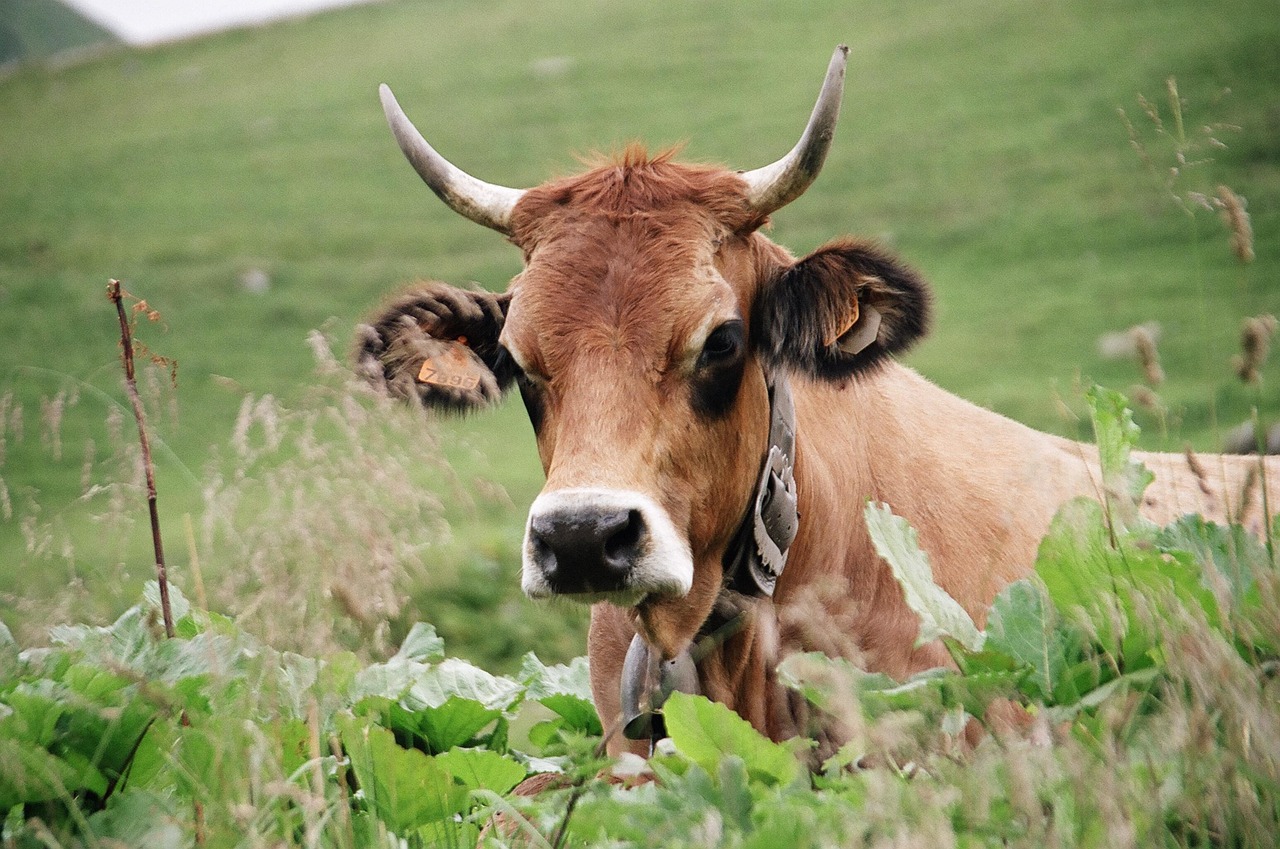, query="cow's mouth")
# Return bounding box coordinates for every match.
[520,487,693,602]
